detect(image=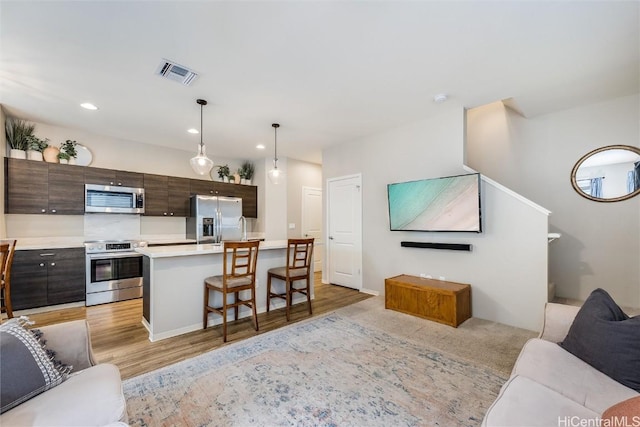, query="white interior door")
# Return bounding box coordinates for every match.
[301,187,323,272]
[327,175,362,290]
